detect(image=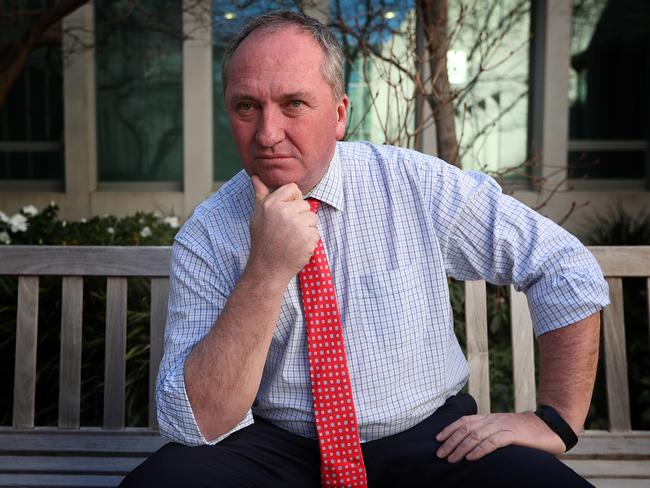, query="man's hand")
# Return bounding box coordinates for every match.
[248,175,319,283]
[436,314,600,464]
[435,411,566,463]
